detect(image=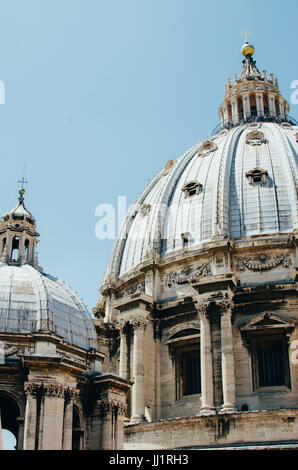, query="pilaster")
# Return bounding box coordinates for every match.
[195,303,216,415]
